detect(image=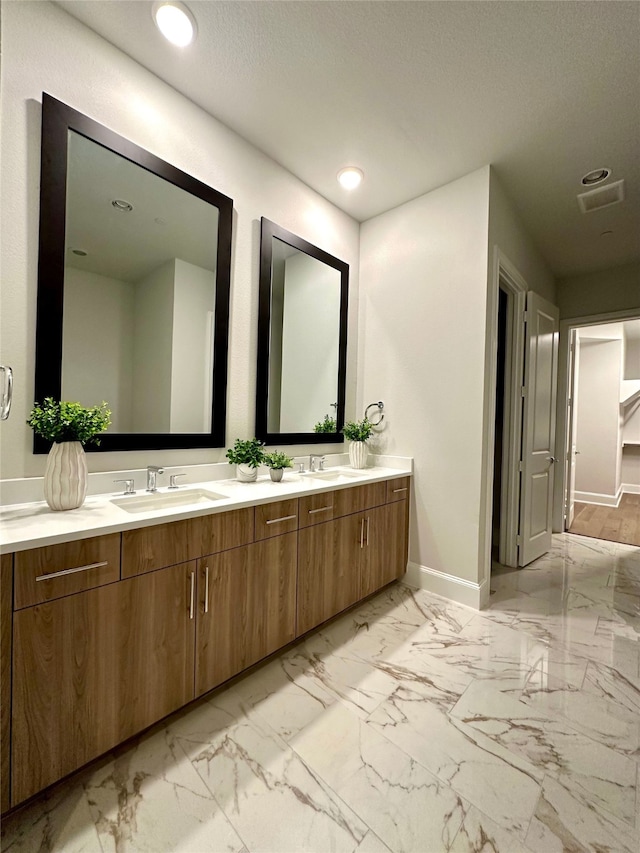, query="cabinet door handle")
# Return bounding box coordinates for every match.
[189,571,195,620]
[204,565,209,614]
[360,518,365,549]
[308,505,332,515]
[366,517,370,547]
[392,488,408,493]
[35,560,108,582]
[265,514,297,525]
